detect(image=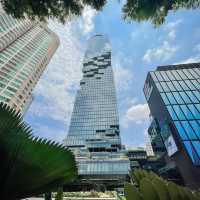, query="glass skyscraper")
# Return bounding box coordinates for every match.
[144,63,200,189]
[0,9,59,113]
[65,35,130,188]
